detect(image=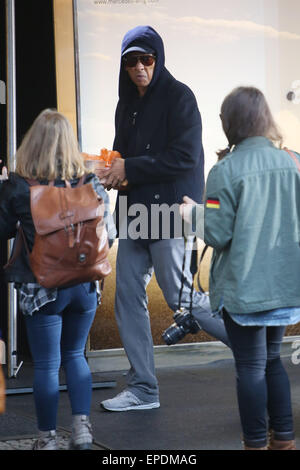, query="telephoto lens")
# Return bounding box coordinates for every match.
[162,308,201,345]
